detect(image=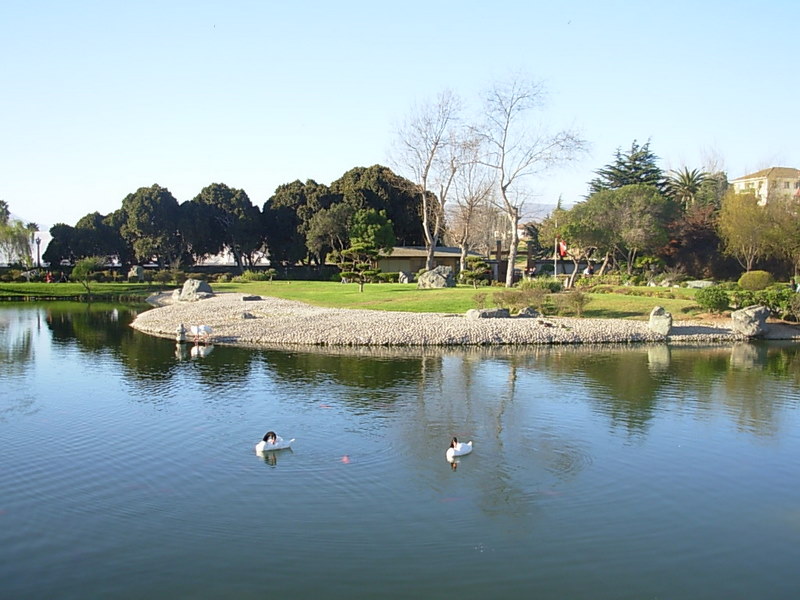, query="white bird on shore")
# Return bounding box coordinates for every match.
[190,324,213,344]
[446,437,473,461]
